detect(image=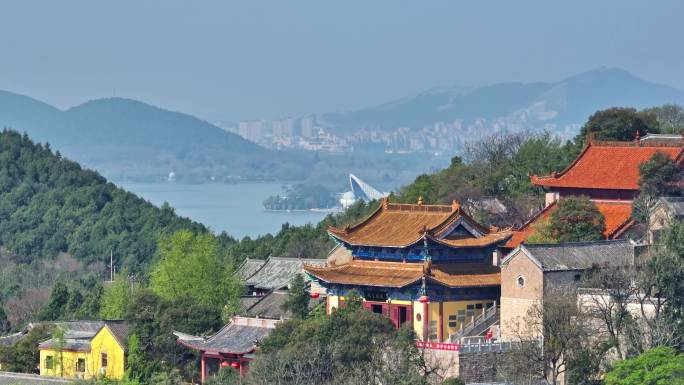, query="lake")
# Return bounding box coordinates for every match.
[118,182,330,239]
